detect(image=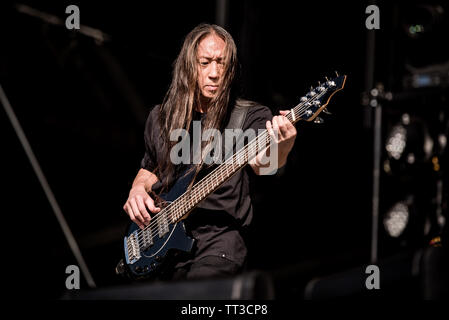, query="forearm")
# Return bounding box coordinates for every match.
[125,168,160,229]
[132,168,159,192]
